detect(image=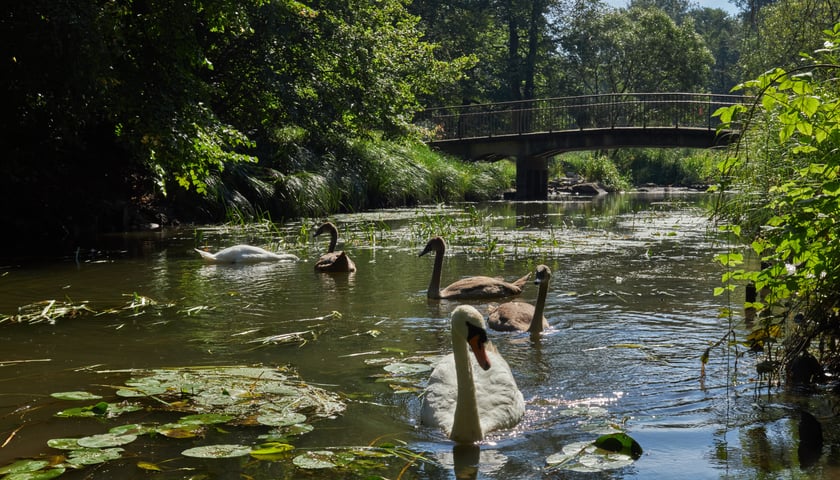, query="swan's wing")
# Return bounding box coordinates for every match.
[315,251,355,272]
[210,245,298,263]
[488,302,535,332]
[441,276,523,299]
[420,354,457,434]
[473,352,525,433]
